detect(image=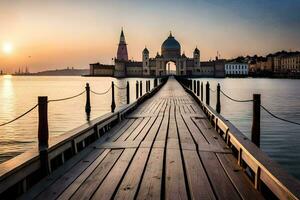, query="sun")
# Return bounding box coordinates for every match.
[2,42,13,54]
